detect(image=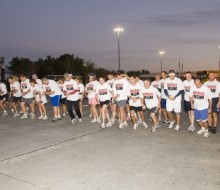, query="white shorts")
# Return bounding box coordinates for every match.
[36,96,47,105]
[166,99,181,113]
